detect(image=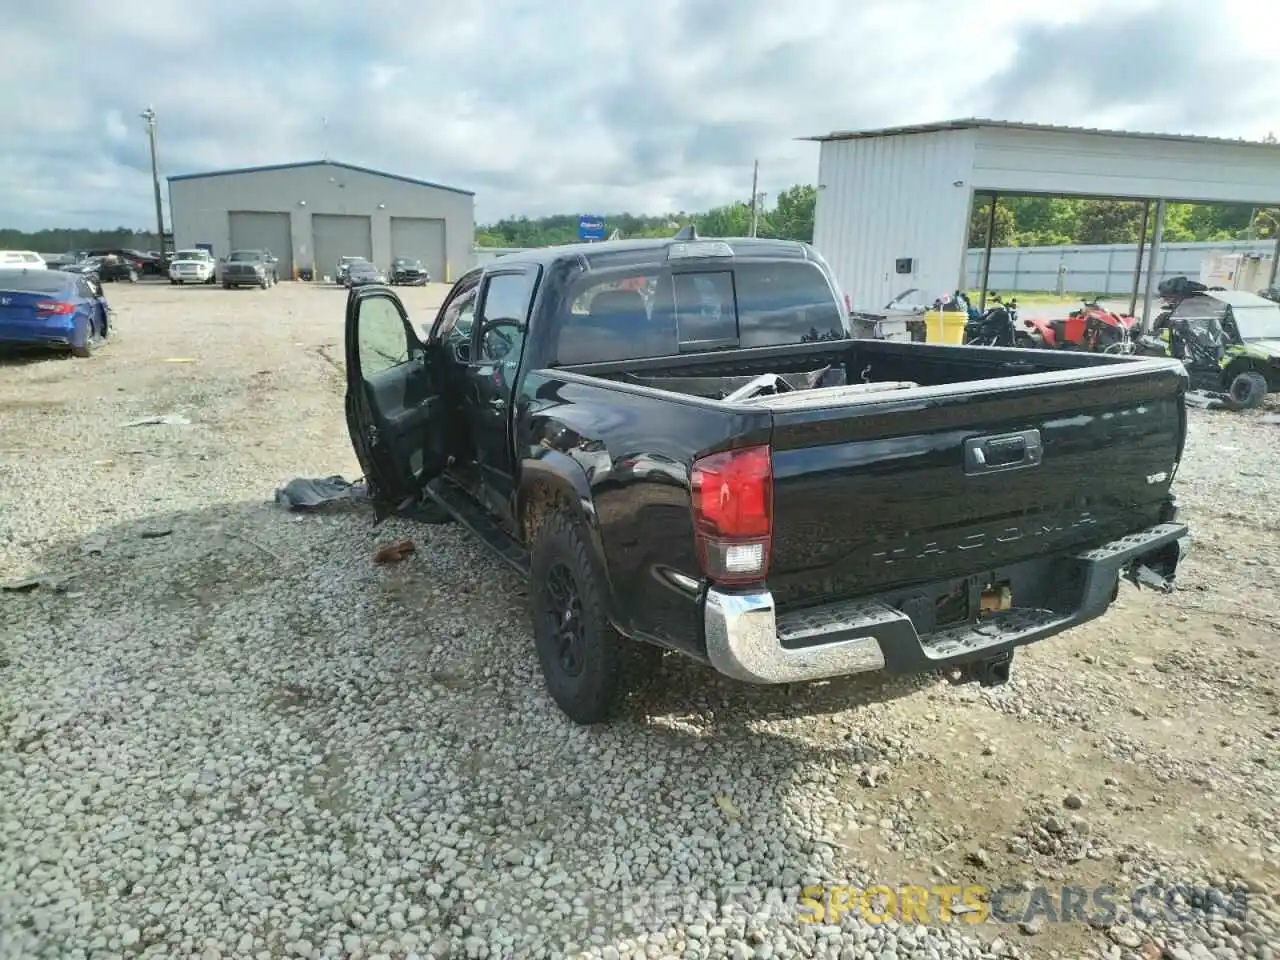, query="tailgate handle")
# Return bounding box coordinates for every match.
[964,429,1043,475]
